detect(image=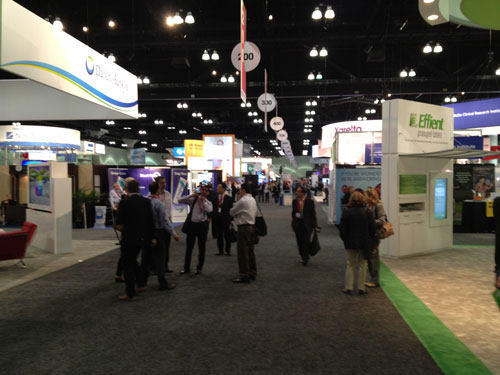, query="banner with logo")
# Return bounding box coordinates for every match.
[171,169,189,223]
[107,168,171,197]
[130,148,146,165]
[203,135,235,176]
